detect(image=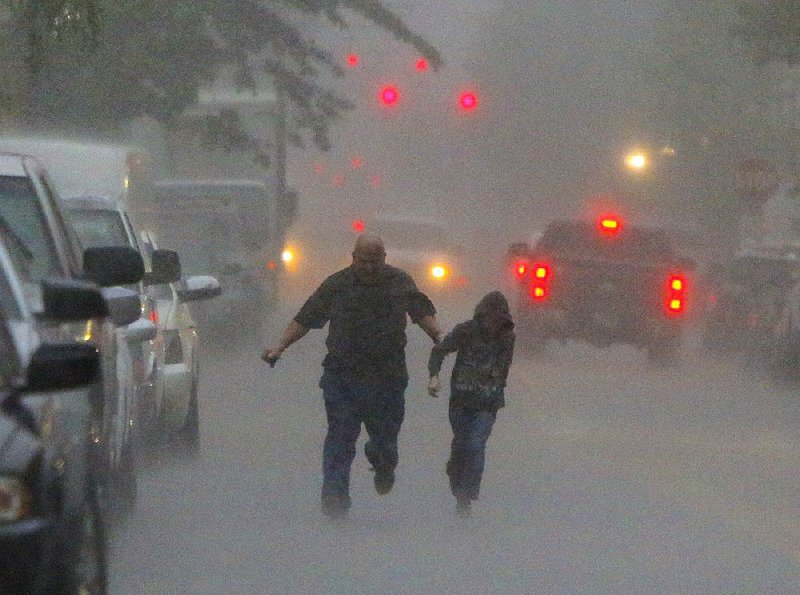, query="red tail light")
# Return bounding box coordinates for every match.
[530,262,551,301]
[597,214,623,236]
[513,260,528,279]
[665,274,687,315]
[148,308,158,325]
